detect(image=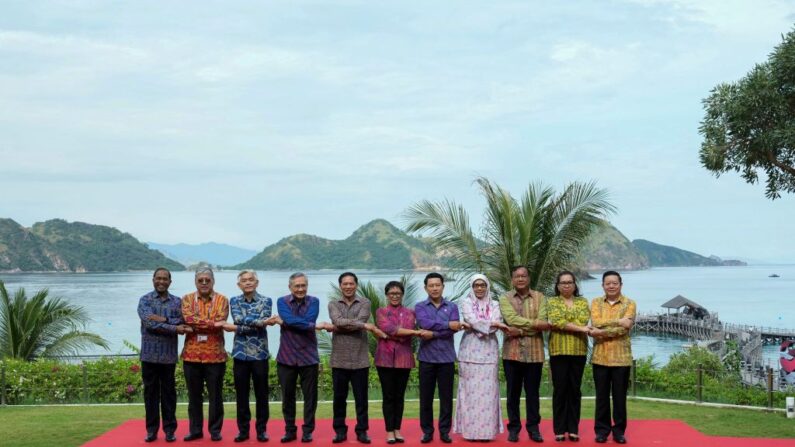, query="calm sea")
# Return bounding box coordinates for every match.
[2,265,792,367]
